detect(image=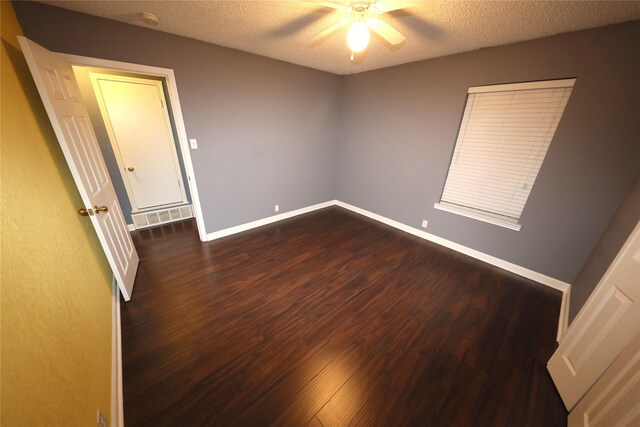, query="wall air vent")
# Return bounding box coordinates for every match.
[130,205,192,230]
